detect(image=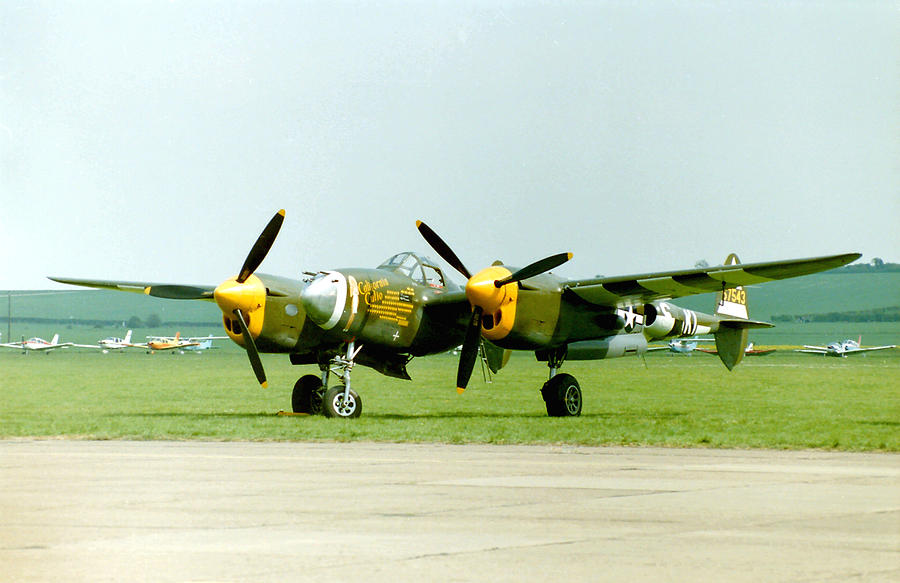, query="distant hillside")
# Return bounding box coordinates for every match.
[3,268,898,331]
[836,260,899,273]
[1,289,221,327]
[670,271,900,322]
